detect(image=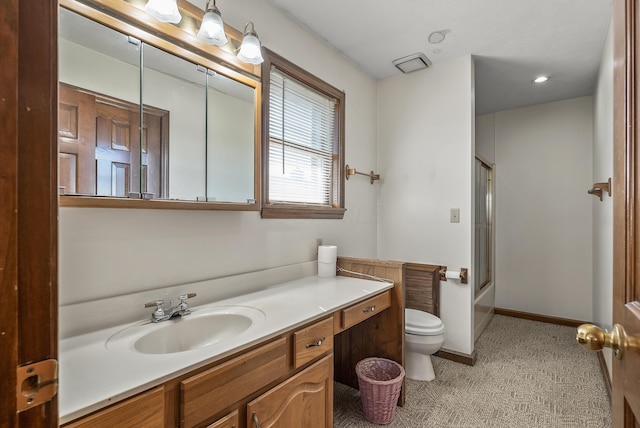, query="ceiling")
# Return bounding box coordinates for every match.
[264,0,613,115]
